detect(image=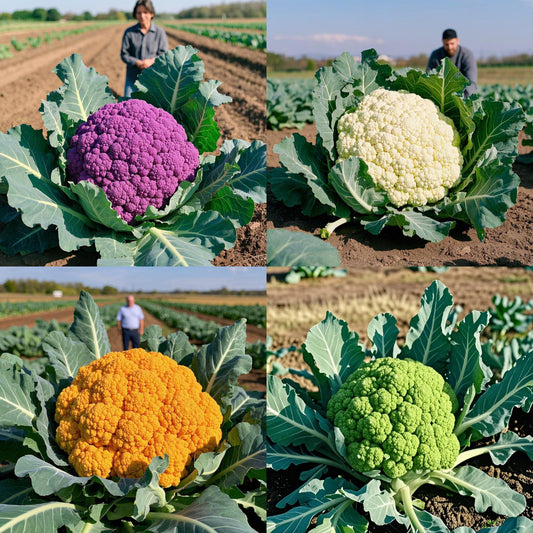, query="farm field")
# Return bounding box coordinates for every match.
[0,19,266,266]
[267,266,533,532]
[0,292,266,344]
[267,67,533,266]
[267,266,533,349]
